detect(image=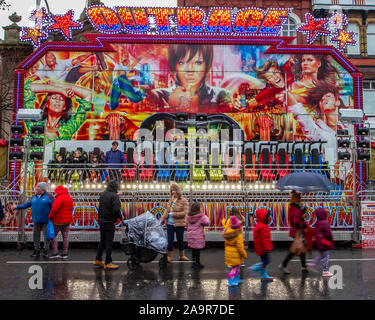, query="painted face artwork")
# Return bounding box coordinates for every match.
[301,54,321,74]
[319,92,340,114]
[175,51,206,91]
[264,66,285,88]
[45,52,57,69]
[48,94,66,114]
